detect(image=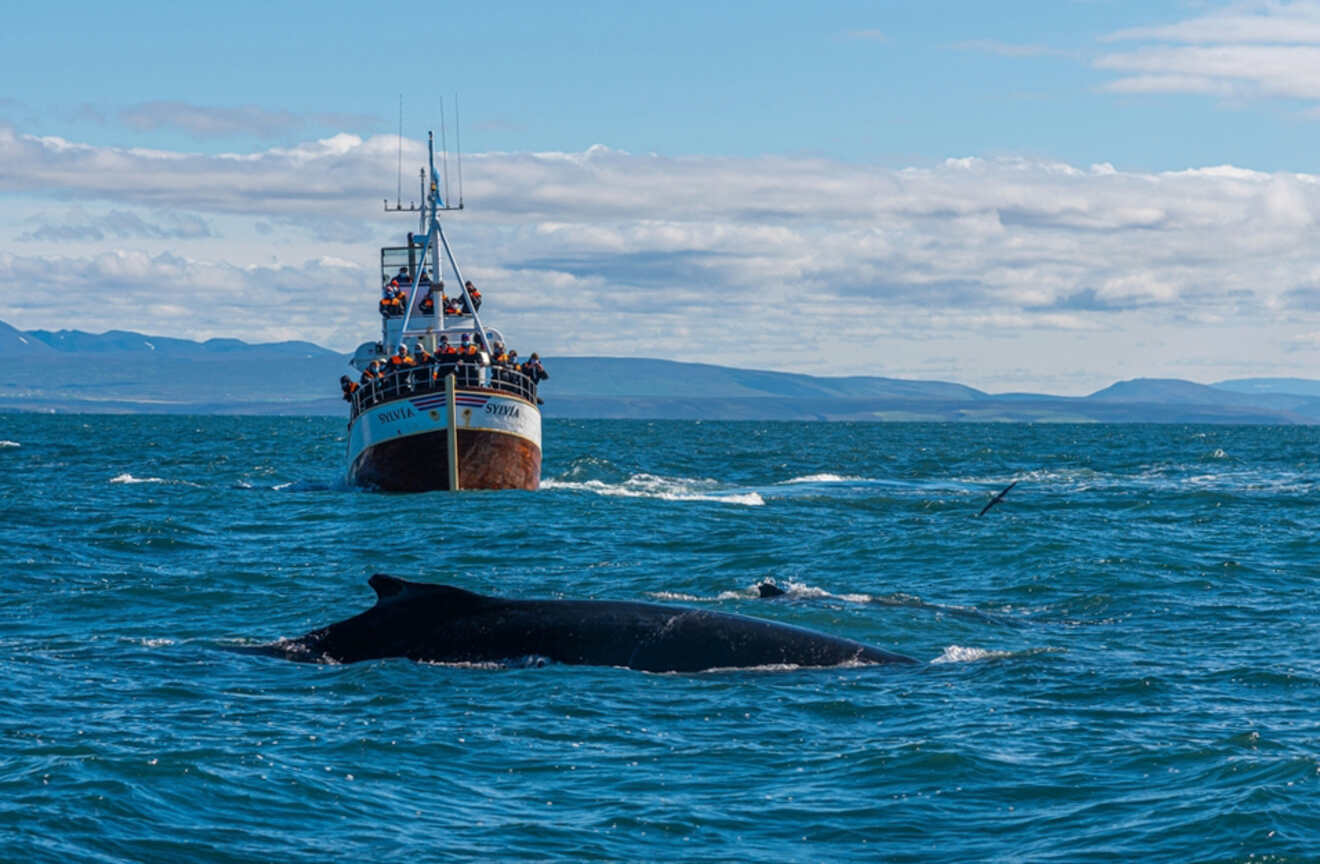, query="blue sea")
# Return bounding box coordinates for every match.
[2,415,1318,862]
